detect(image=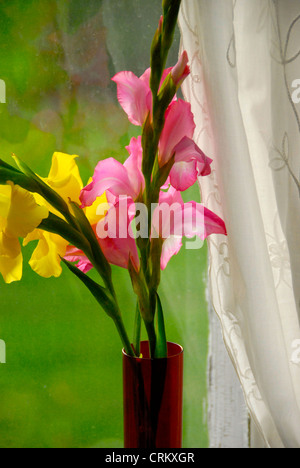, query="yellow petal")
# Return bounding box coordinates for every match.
[85,194,109,226]
[0,232,23,283]
[0,185,11,232]
[23,229,44,247]
[29,231,68,278]
[6,183,49,239]
[44,152,83,205]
